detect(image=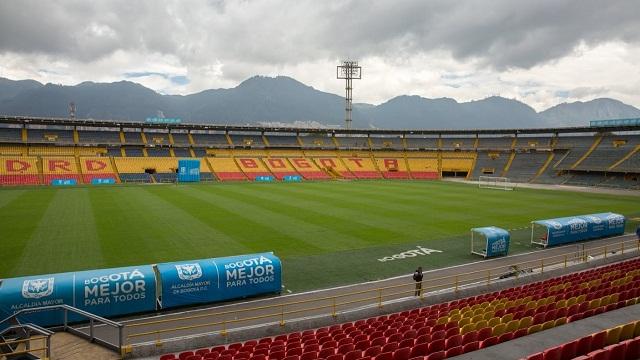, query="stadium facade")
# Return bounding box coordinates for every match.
[0,115,638,188]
